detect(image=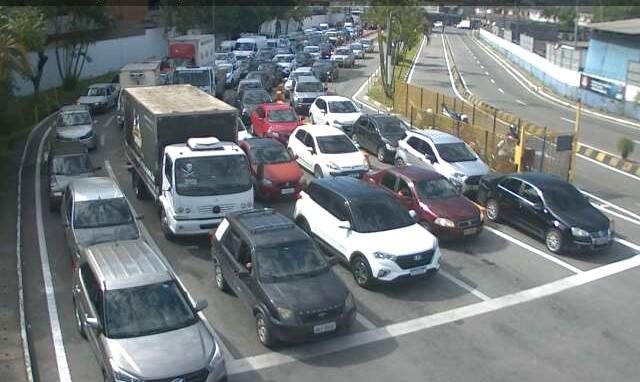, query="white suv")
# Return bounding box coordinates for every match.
[294,177,441,288]
[288,125,368,178]
[308,96,363,136]
[395,129,490,193]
